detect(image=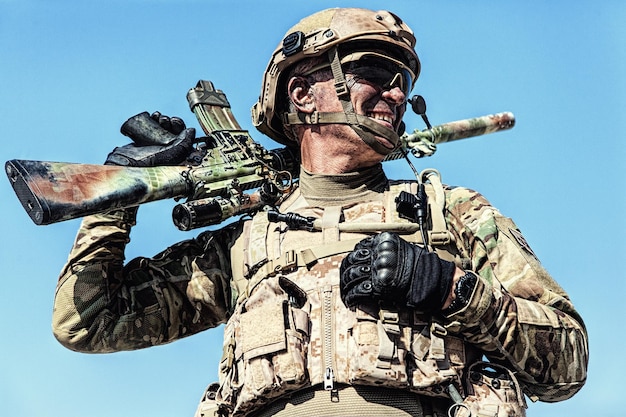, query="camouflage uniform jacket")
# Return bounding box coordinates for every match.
[52,164,588,413]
